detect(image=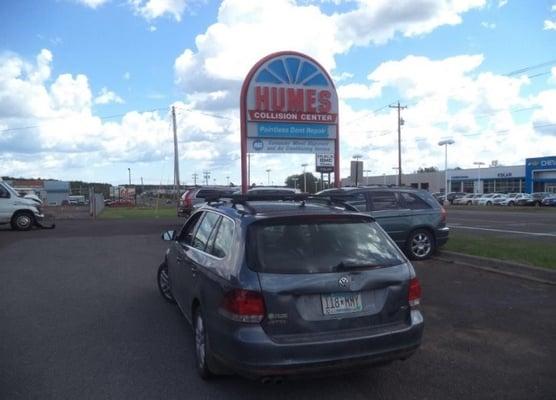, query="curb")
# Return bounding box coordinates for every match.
[434,251,556,286]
